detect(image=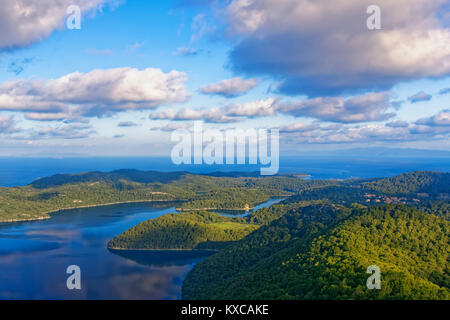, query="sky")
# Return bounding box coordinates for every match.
[0,0,449,157]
